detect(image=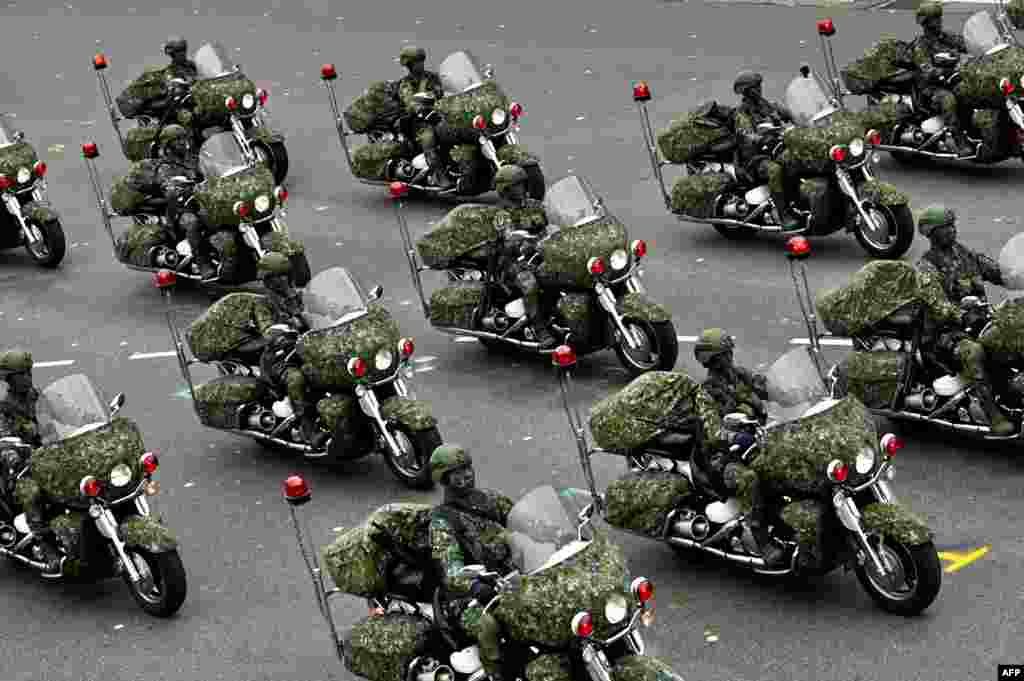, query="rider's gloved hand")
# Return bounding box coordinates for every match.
[471,579,497,605]
[728,431,756,454]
